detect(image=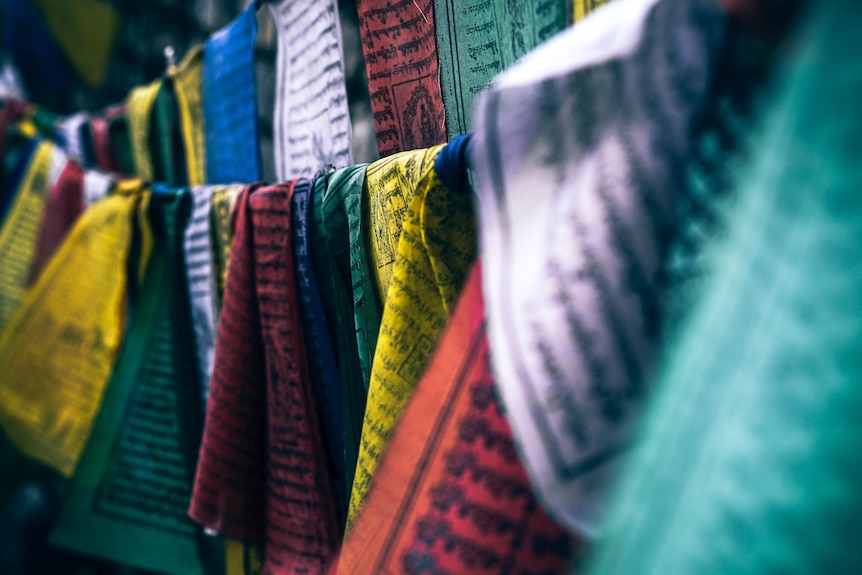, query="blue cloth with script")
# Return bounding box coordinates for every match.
[202,1,262,184]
